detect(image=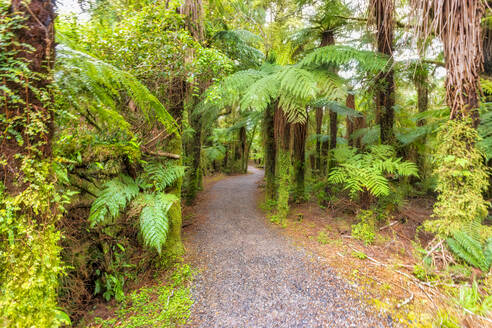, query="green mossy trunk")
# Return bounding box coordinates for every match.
[315,107,323,172]
[263,103,277,201]
[328,110,337,169]
[276,149,291,220]
[186,112,202,204]
[274,107,292,222]
[163,135,185,260]
[293,119,307,203]
[320,116,330,175]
